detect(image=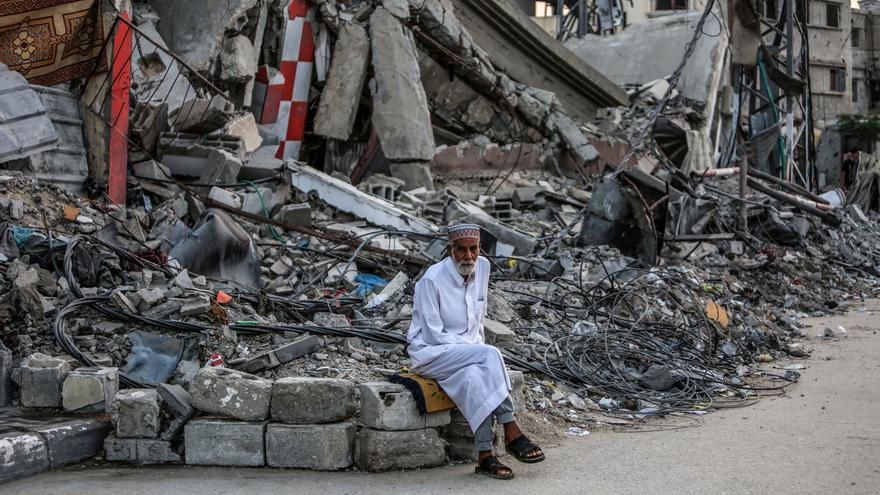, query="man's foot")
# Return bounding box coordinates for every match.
[475,452,514,480]
[502,422,545,463]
